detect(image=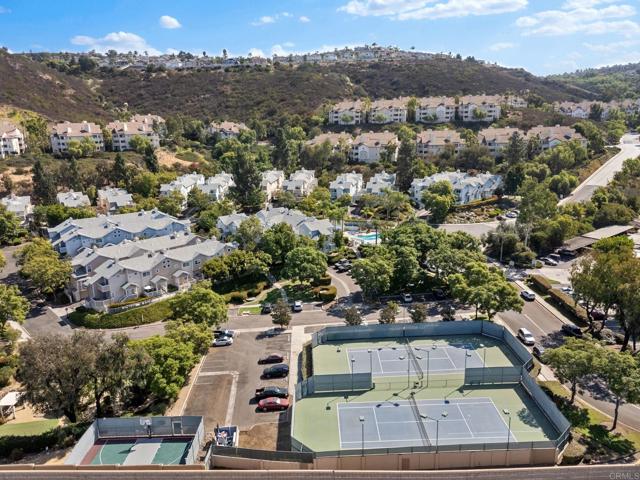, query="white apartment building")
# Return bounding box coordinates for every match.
[283,169,317,197]
[458,95,502,122]
[305,132,353,149]
[328,100,368,125]
[200,172,235,201]
[57,191,91,208]
[50,121,105,154]
[107,116,161,152]
[216,213,249,237]
[350,131,399,164]
[554,102,591,119]
[369,98,409,124]
[48,209,190,257]
[411,172,502,206]
[416,97,457,123]
[160,173,205,201]
[526,125,588,150]
[363,171,396,196]
[97,188,134,213]
[329,172,364,200]
[479,127,525,157]
[416,129,466,157]
[261,170,285,202]
[0,121,26,158]
[256,207,334,245]
[502,95,528,108]
[209,121,248,139]
[0,194,32,224]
